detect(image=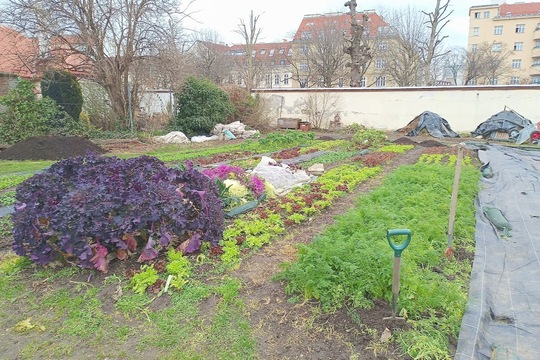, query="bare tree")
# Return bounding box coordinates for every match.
[190,29,232,84]
[420,0,452,85]
[292,17,347,88]
[302,92,340,129]
[344,0,372,87]
[0,0,194,126]
[234,10,263,92]
[378,6,426,86]
[444,47,467,85]
[462,42,513,85]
